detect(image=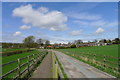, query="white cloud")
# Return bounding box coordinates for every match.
[74,20,117,27]
[20,25,31,30]
[13,4,68,31]
[38,7,48,13]
[95,28,104,34]
[2,32,25,43]
[70,30,82,36]
[13,31,22,36]
[69,13,102,20]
